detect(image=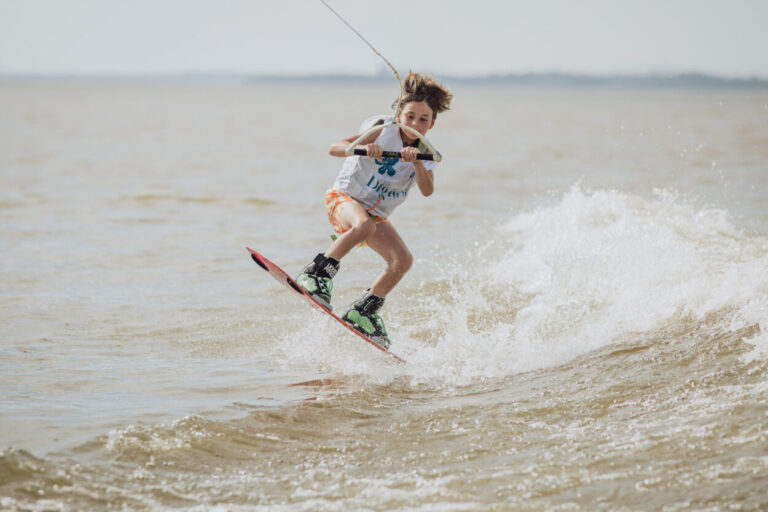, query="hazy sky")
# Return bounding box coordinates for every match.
[1,0,767,77]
